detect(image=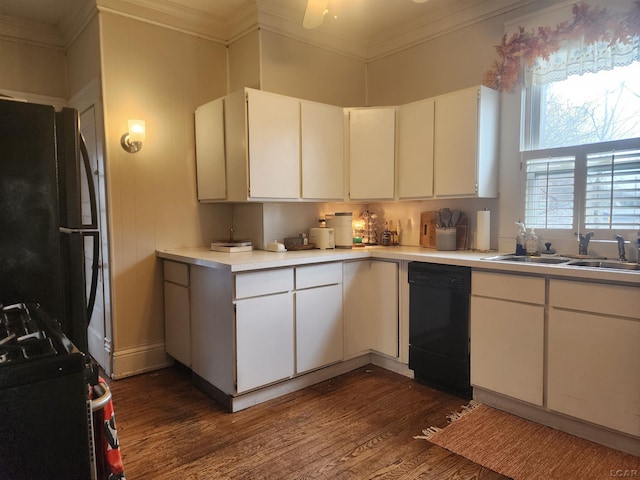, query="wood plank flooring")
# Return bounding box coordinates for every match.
[106,364,510,479]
